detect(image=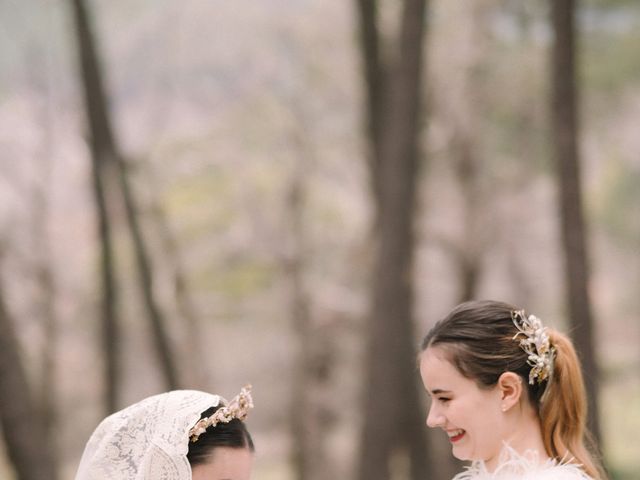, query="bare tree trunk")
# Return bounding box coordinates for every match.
[26,36,61,472]
[146,174,209,389]
[286,176,316,480]
[31,168,60,473]
[355,0,385,202]
[356,1,431,480]
[452,3,490,306]
[452,134,483,303]
[115,159,181,389]
[285,120,334,480]
[0,261,58,480]
[437,0,493,307]
[69,0,180,391]
[69,0,121,413]
[550,0,601,443]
